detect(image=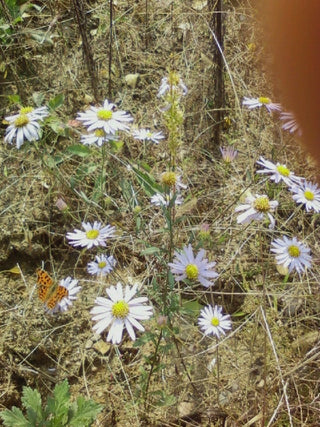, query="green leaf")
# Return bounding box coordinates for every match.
[7,94,21,105]
[21,387,43,424]
[48,94,64,111]
[69,396,103,427]
[45,380,70,427]
[0,407,31,427]
[140,246,160,256]
[131,165,163,197]
[32,92,45,107]
[181,299,203,316]
[67,145,91,158]
[109,139,124,152]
